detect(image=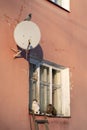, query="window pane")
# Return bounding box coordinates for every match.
[29,64,38,110]
[52,69,62,115]
[40,66,50,113]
